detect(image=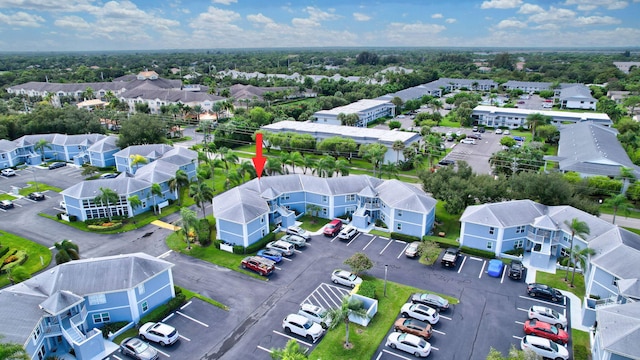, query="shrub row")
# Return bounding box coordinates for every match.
[197,219,211,246]
[100,321,129,338]
[88,223,123,231]
[390,232,421,243]
[460,246,496,259]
